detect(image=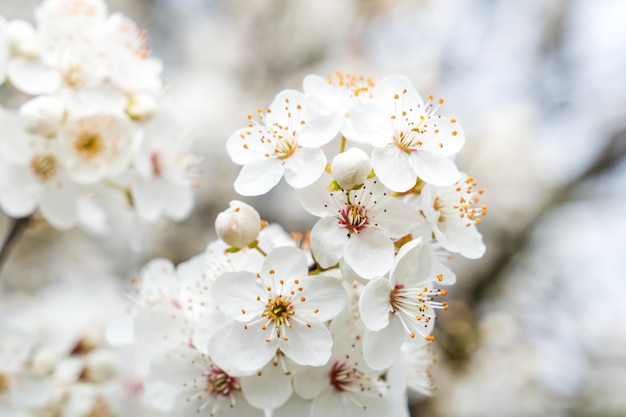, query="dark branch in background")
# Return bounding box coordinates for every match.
[0,217,30,277]
[467,127,626,306]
